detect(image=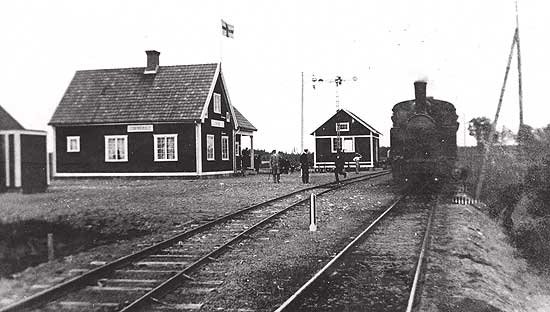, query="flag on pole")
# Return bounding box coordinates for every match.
[221,19,234,38]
